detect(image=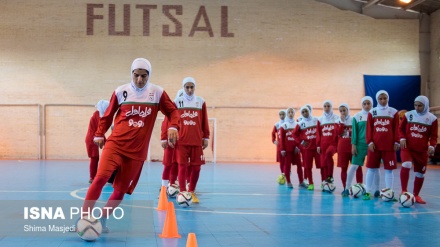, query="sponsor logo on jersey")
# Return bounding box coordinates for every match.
[322,132,333,137]
[410,132,423,138]
[129,119,144,127]
[148,92,154,102]
[322,125,335,137]
[375,127,388,132]
[306,135,316,140]
[305,128,317,136]
[181,110,198,118]
[410,125,427,133]
[374,119,390,127]
[184,120,197,126]
[126,106,152,118]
